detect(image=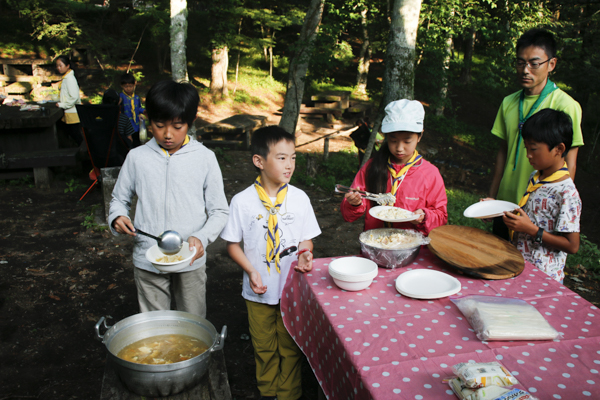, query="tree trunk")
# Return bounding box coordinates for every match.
[269,46,273,78]
[170,0,188,82]
[261,25,268,62]
[436,34,453,116]
[157,45,163,73]
[210,46,229,98]
[362,0,423,166]
[356,7,371,95]
[459,26,475,84]
[234,19,242,95]
[279,0,325,135]
[233,50,240,95]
